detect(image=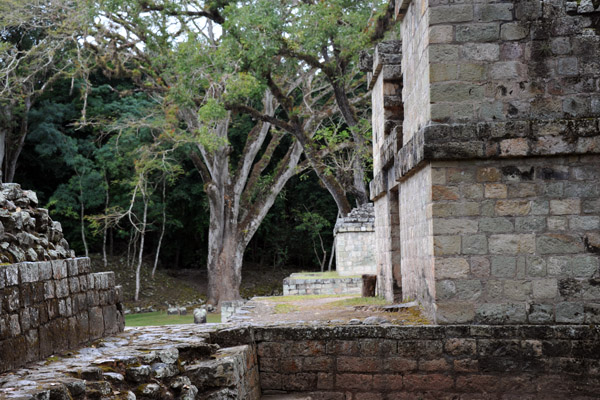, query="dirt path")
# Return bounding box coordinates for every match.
[229,295,429,325]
